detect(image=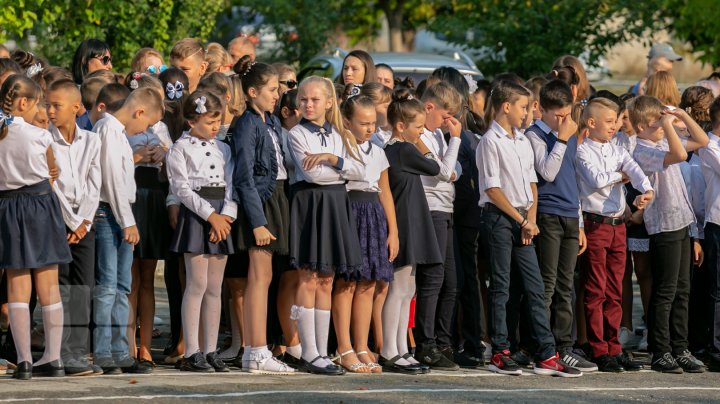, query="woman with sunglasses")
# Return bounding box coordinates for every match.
[71,38,112,85]
[131,48,168,76]
[272,63,298,98]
